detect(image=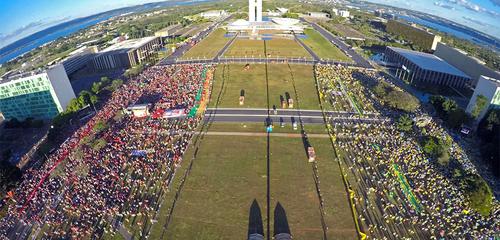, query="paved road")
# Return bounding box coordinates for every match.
[204,108,389,125]
[206,108,380,117]
[198,131,331,138]
[294,34,320,61]
[159,15,232,65]
[302,18,374,69]
[161,57,358,66]
[157,16,374,69]
[215,32,239,60]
